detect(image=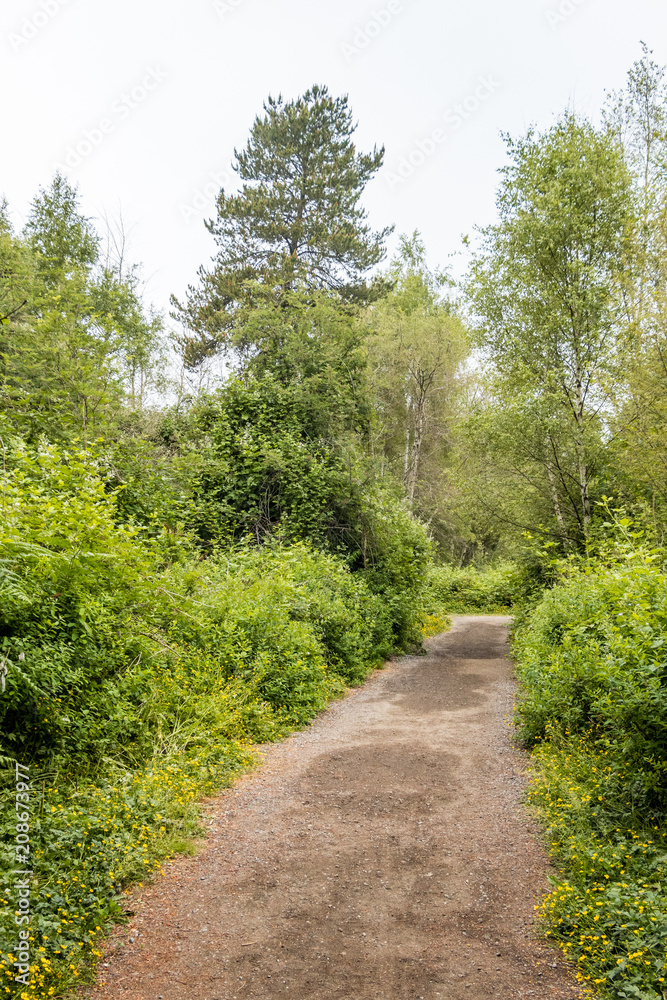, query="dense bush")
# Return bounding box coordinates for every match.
[515,558,667,803]
[514,551,667,998]
[0,439,428,1000]
[166,375,371,552]
[423,561,520,614]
